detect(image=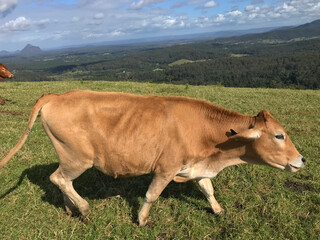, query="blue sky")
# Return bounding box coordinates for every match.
[0,0,320,51]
